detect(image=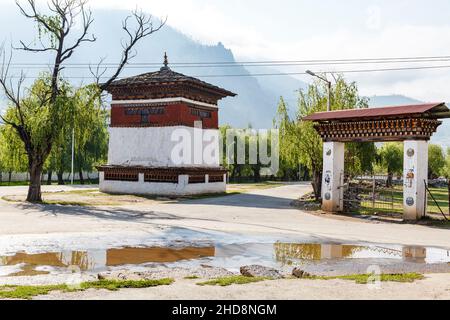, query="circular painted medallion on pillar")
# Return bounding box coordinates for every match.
[406,197,415,206]
[326,149,332,156]
[407,148,415,157]
[324,192,331,200]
